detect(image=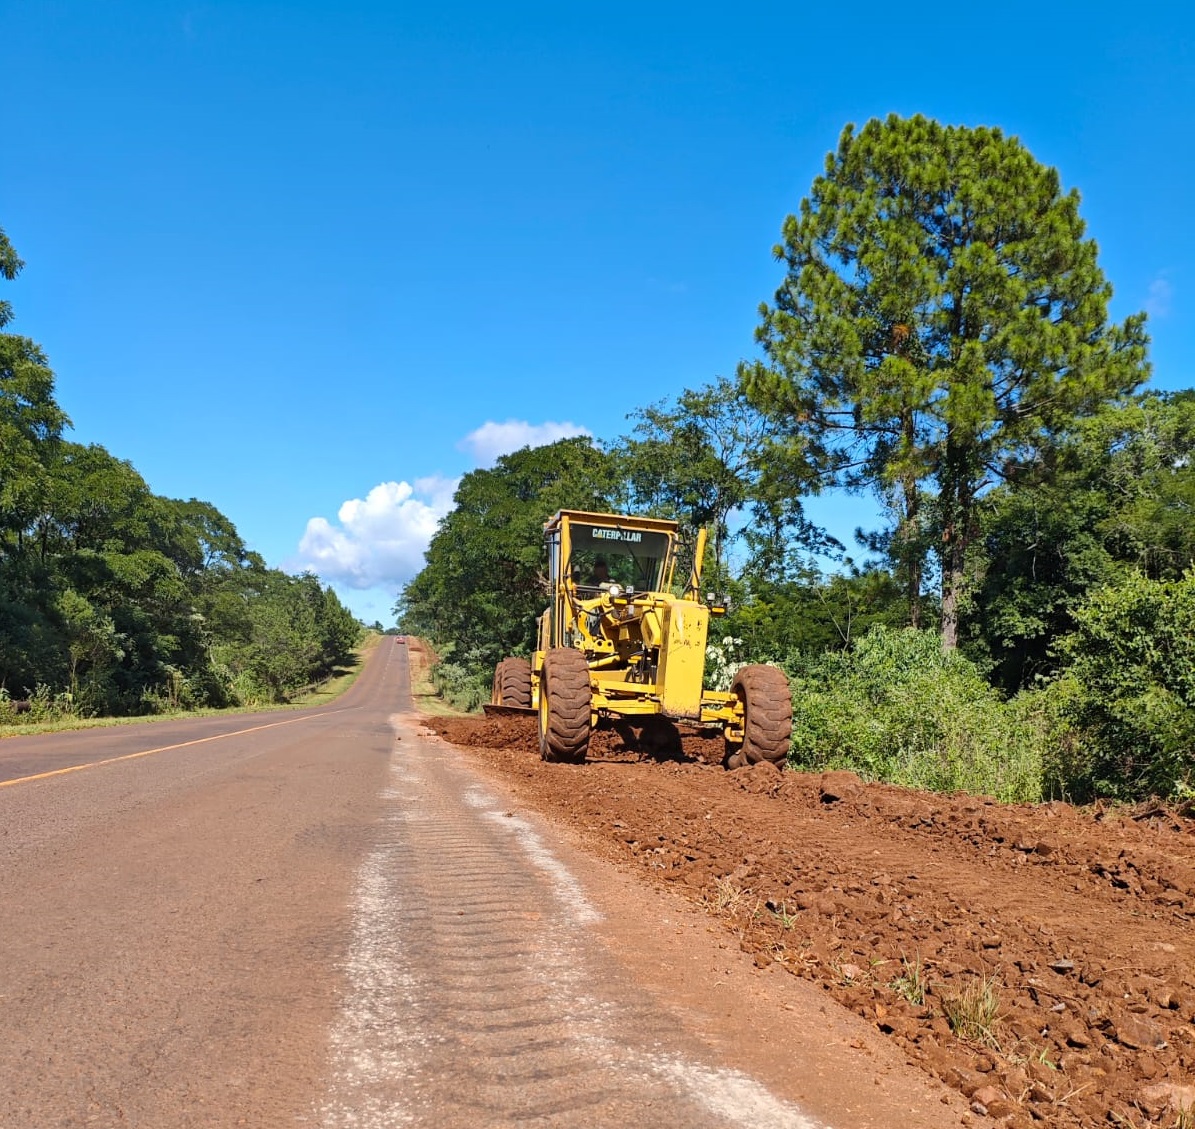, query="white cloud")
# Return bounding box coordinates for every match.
[292,476,458,591]
[458,419,591,466]
[293,419,591,610]
[1146,275,1173,319]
